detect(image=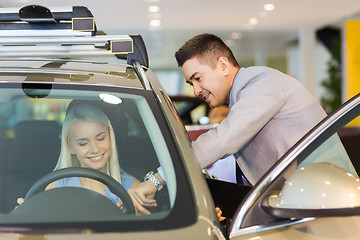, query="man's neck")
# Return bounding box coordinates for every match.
[224,66,241,104]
